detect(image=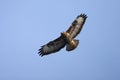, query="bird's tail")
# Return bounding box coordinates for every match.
[66,39,79,51]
